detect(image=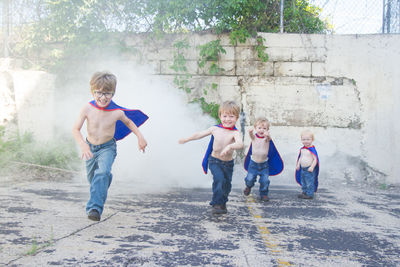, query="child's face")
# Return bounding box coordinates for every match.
[255,123,269,137]
[219,112,238,128]
[92,90,114,108]
[301,134,313,147]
